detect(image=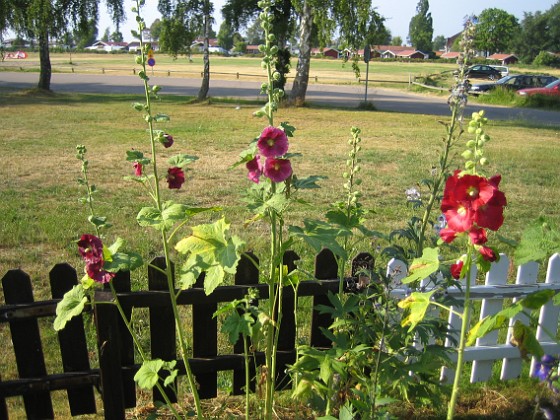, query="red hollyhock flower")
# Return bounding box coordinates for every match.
[77,234,115,284]
[167,167,185,189]
[450,261,464,279]
[246,156,263,183]
[162,134,174,148]
[264,158,292,183]
[439,228,458,243]
[257,126,289,158]
[133,162,143,176]
[479,246,498,262]
[468,226,487,245]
